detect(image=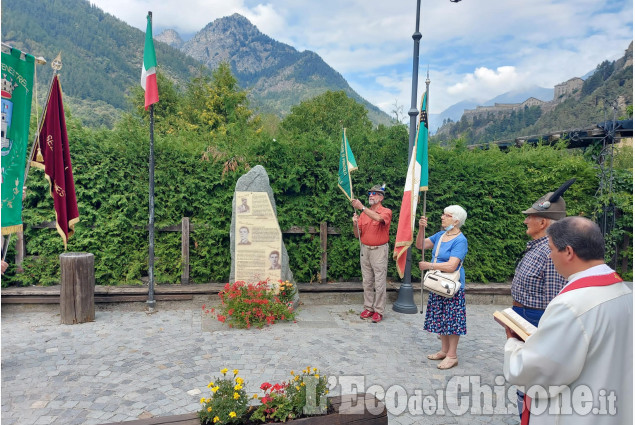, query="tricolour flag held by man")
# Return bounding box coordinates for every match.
[30,75,79,249]
[140,13,159,110]
[337,128,358,201]
[393,92,429,278]
[1,48,35,235]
